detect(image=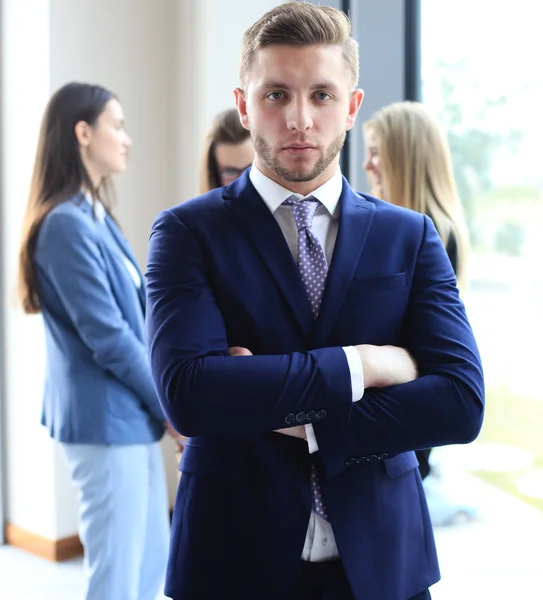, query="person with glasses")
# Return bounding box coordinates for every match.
[170,108,254,459]
[199,107,254,193]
